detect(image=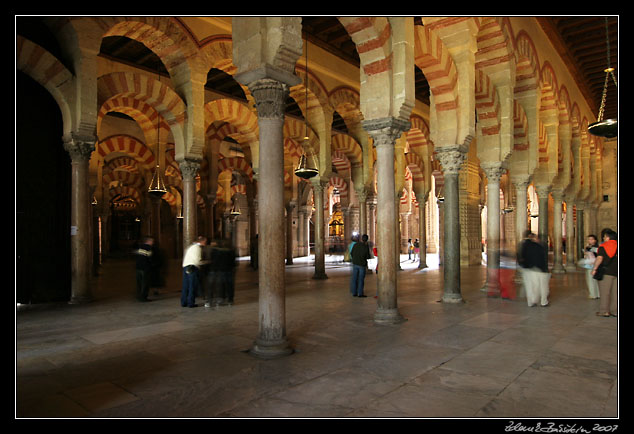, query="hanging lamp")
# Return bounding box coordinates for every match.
[295,35,319,180]
[230,197,241,216]
[588,17,617,139]
[148,74,168,196]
